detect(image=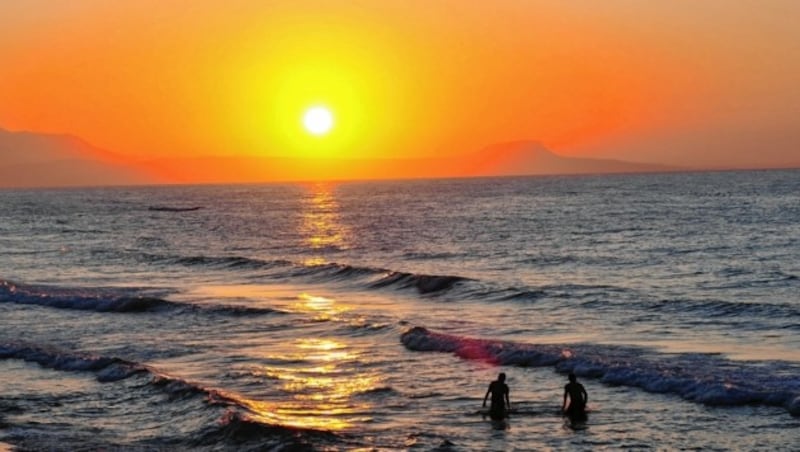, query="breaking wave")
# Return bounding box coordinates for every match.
[0,341,342,449]
[150,252,474,295]
[194,409,337,450]
[0,279,281,316]
[401,327,800,416]
[0,342,148,383]
[133,252,800,317]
